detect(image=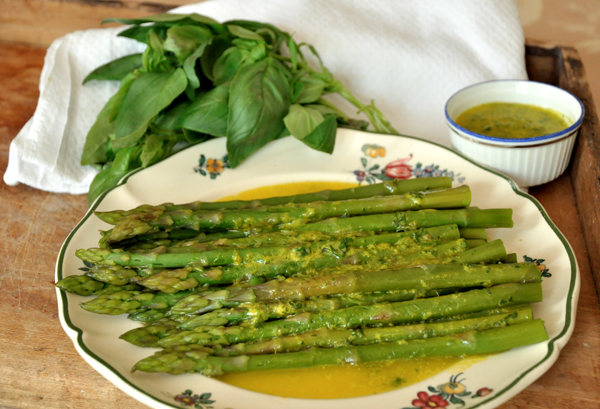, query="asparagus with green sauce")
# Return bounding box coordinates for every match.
[80,238,507,317]
[131,230,471,291]
[128,238,507,313]
[100,229,248,251]
[138,235,506,294]
[77,208,513,269]
[134,237,507,321]
[77,228,467,270]
[122,303,534,346]
[172,289,460,329]
[55,274,143,296]
[95,177,453,225]
[213,306,534,356]
[55,180,551,377]
[103,185,471,243]
[132,320,549,375]
[164,221,461,251]
[175,256,530,307]
[122,282,542,348]
[79,289,198,315]
[292,207,513,235]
